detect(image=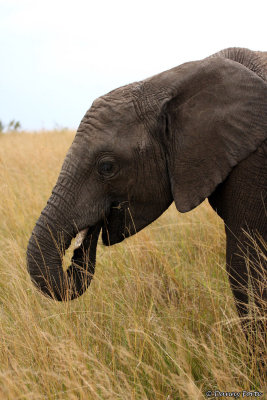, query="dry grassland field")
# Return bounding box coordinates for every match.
[0,130,266,399]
